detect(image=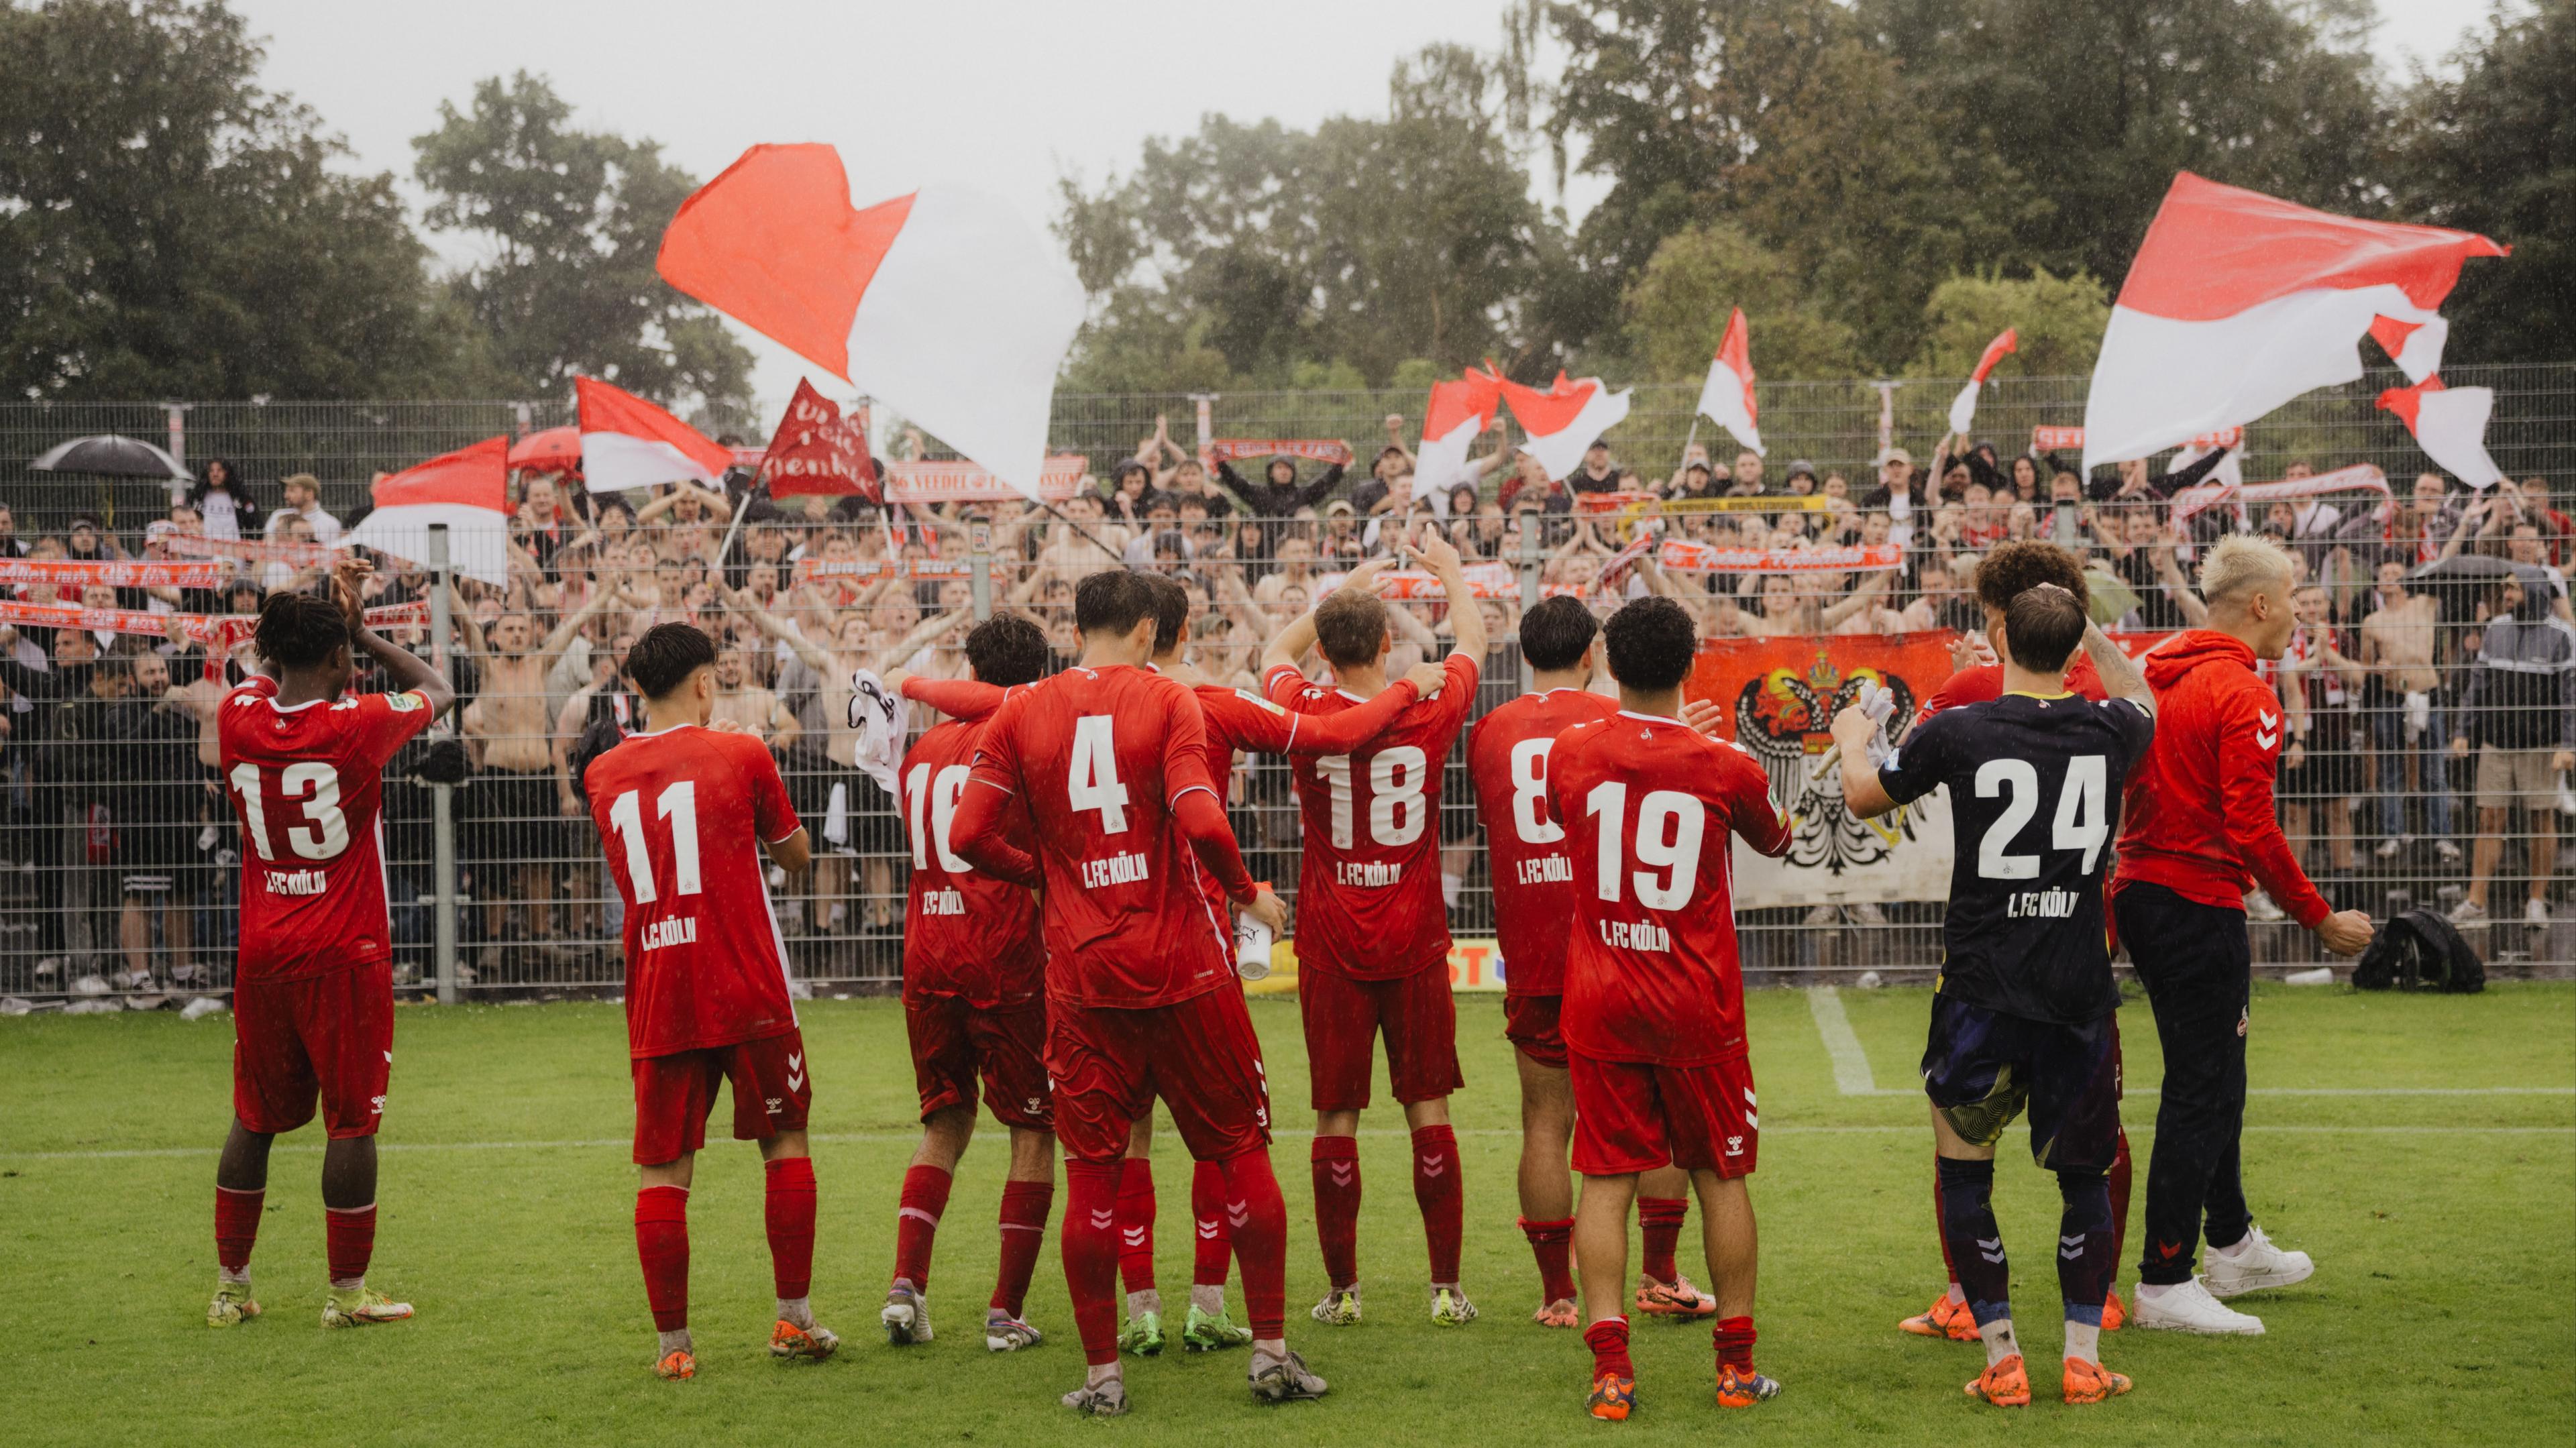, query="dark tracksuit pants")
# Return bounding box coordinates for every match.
[2112,881,2255,1285]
